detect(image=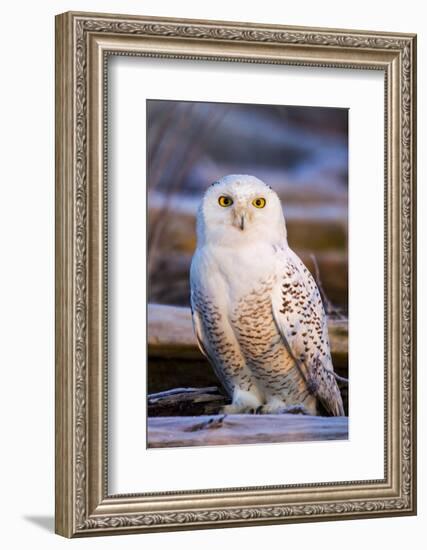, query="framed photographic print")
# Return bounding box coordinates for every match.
[55,11,417,537]
[146,99,350,449]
